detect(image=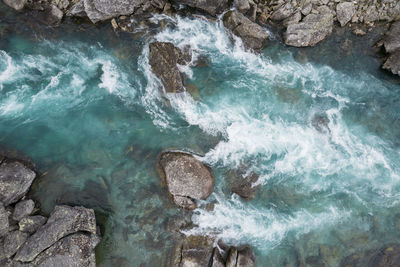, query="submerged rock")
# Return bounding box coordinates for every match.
[149,42,191,94]
[158,151,214,210]
[3,0,27,11]
[0,160,36,206]
[14,205,97,262]
[340,244,400,267]
[223,11,268,51]
[284,11,333,47]
[175,0,230,16]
